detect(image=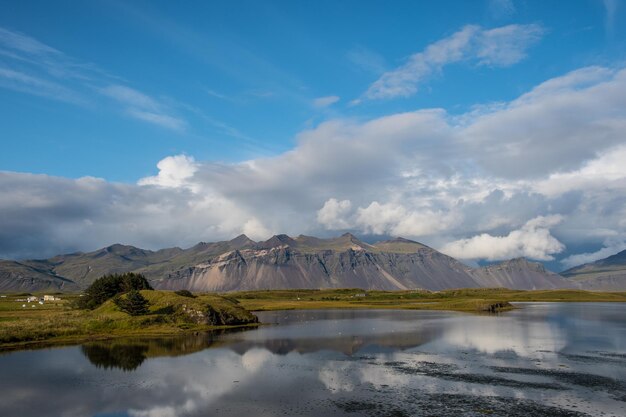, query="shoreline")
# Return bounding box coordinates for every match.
[1,288,625,352]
